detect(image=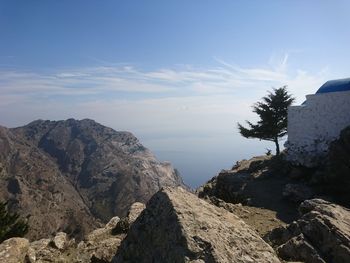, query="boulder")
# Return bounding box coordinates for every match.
[113,187,281,263]
[52,232,68,250]
[77,237,122,263]
[27,238,51,262]
[26,234,77,262]
[74,203,144,263]
[77,216,123,262]
[267,199,350,263]
[0,238,29,263]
